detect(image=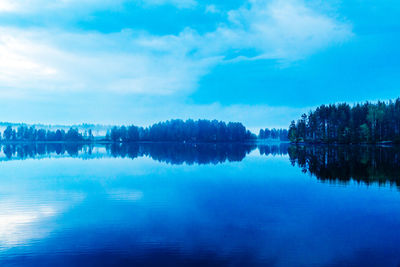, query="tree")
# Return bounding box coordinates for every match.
[3,126,12,141]
[290,98,400,144]
[0,120,258,144]
[88,129,94,141]
[65,128,83,141]
[37,129,46,141]
[259,129,265,139]
[110,126,120,142]
[127,126,139,142]
[288,121,297,142]
[360,124,370,143]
